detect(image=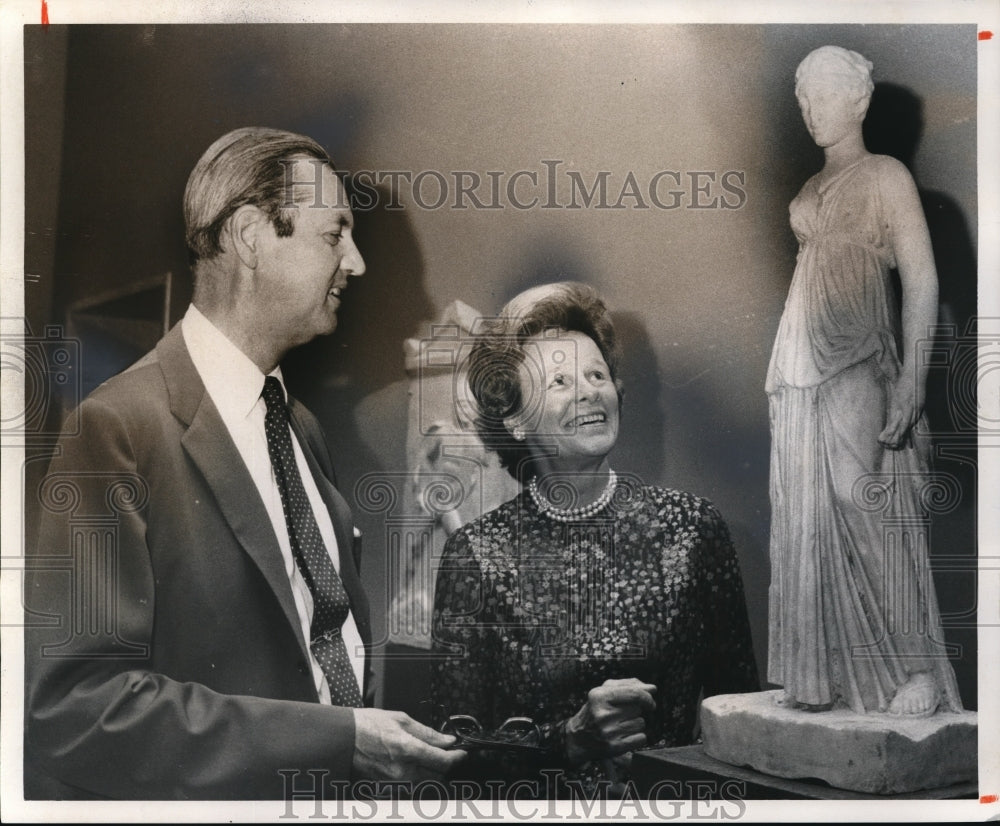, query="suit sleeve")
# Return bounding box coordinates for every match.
[25,395,356,800]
